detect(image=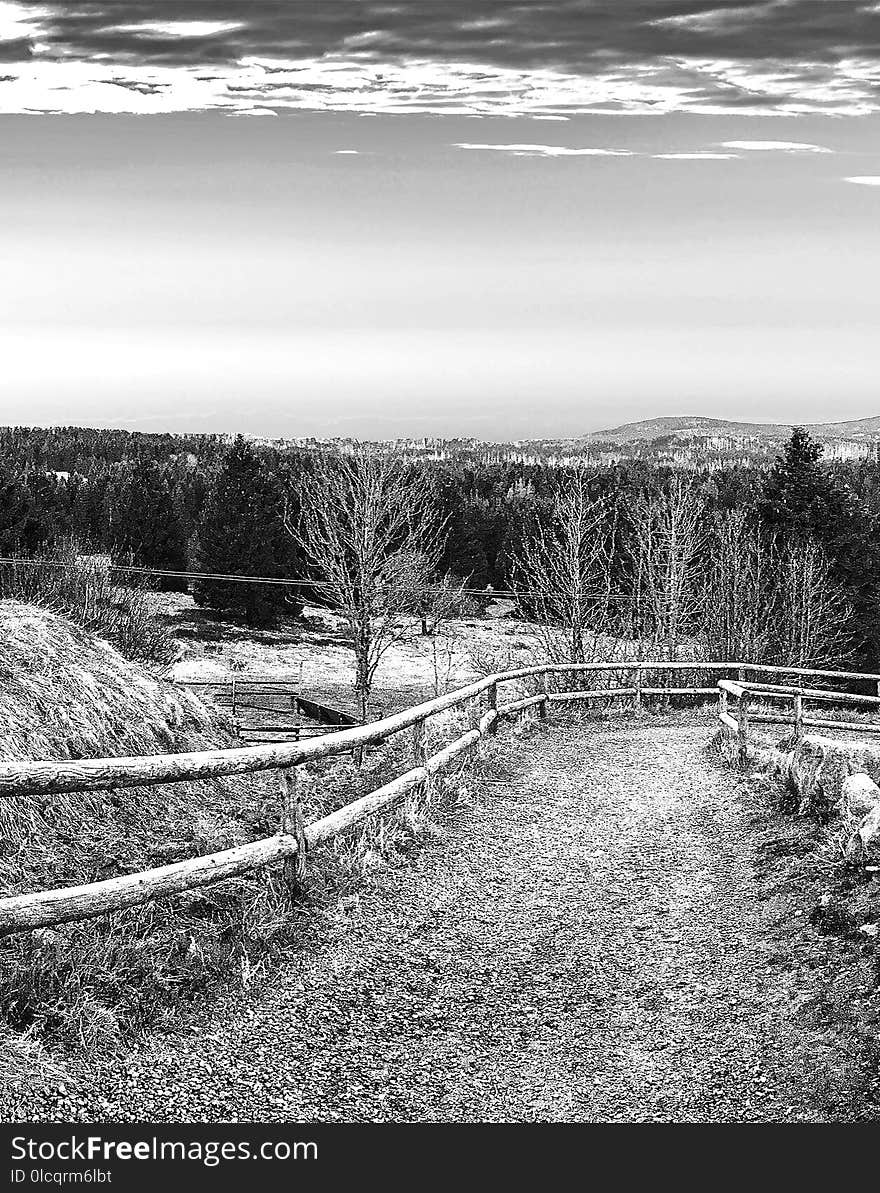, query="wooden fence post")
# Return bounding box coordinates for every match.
[793,693,803,742]
[537,673,548,721]
[633,665,643,717]
[279,766,306,897]
[719,684,728,723]
[412,718,426,766]
[738,691,750,767]
[486,681,497,734]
